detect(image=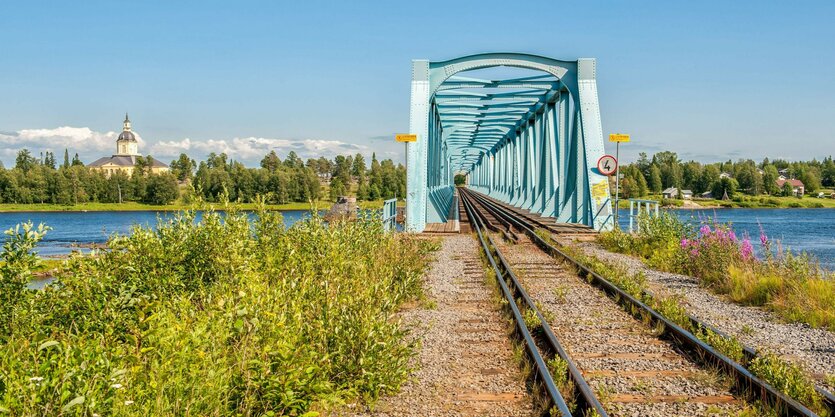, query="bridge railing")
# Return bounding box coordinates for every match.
[382,198,397,232]
[627,198,660,232]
